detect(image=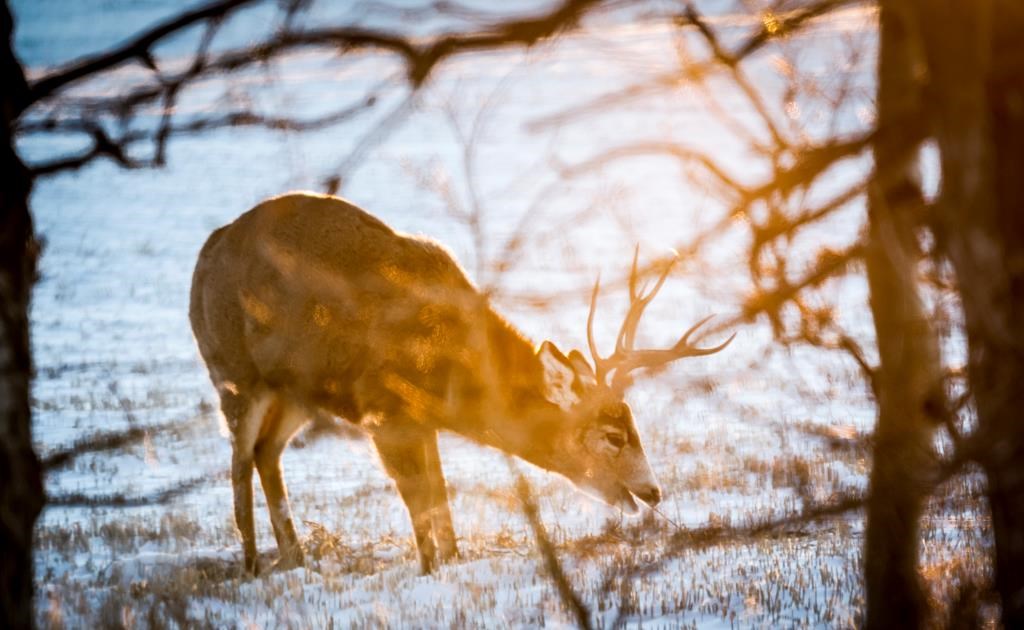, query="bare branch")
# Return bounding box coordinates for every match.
[513,471,592,630]
[26,0,607,117]
[28,123,139,176]
[530,0,858,134]
[837,334,878,390]
[558,141,744,199]
[528,72,681,131]
[744,131,874,202]
[732,0,857,62]
[322,88,419,193]
[750,179,867,262]
[680,3,787,150]
[43,425,153,472]
[200,0,603,89]
[25,0,262,111]
[46,475,213,508]
[27,96,379,178]
[604,491,867,605]
[41,413,205,471]
[742,243,864,323]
